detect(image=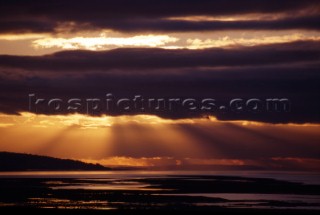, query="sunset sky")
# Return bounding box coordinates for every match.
[0,0,319,171]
